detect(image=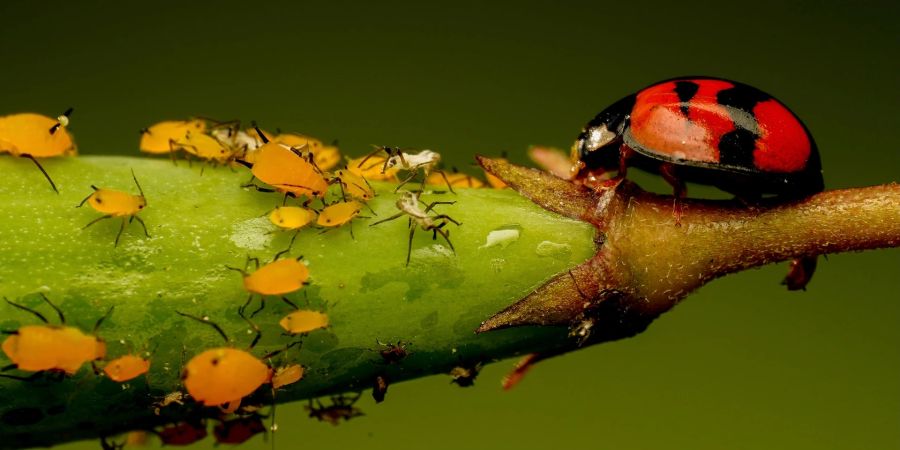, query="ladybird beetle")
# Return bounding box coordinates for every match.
[0,108,76,193]
[103,353,151,382]
[77,169,150,246]
[226,254,310,316]
[1,294,111,377]
[571,77,824,290]
[306,393,364,426]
